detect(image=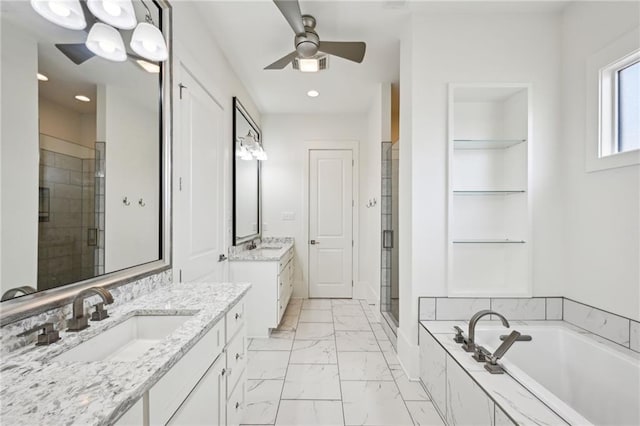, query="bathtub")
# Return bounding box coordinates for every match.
[474,324,640,426]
